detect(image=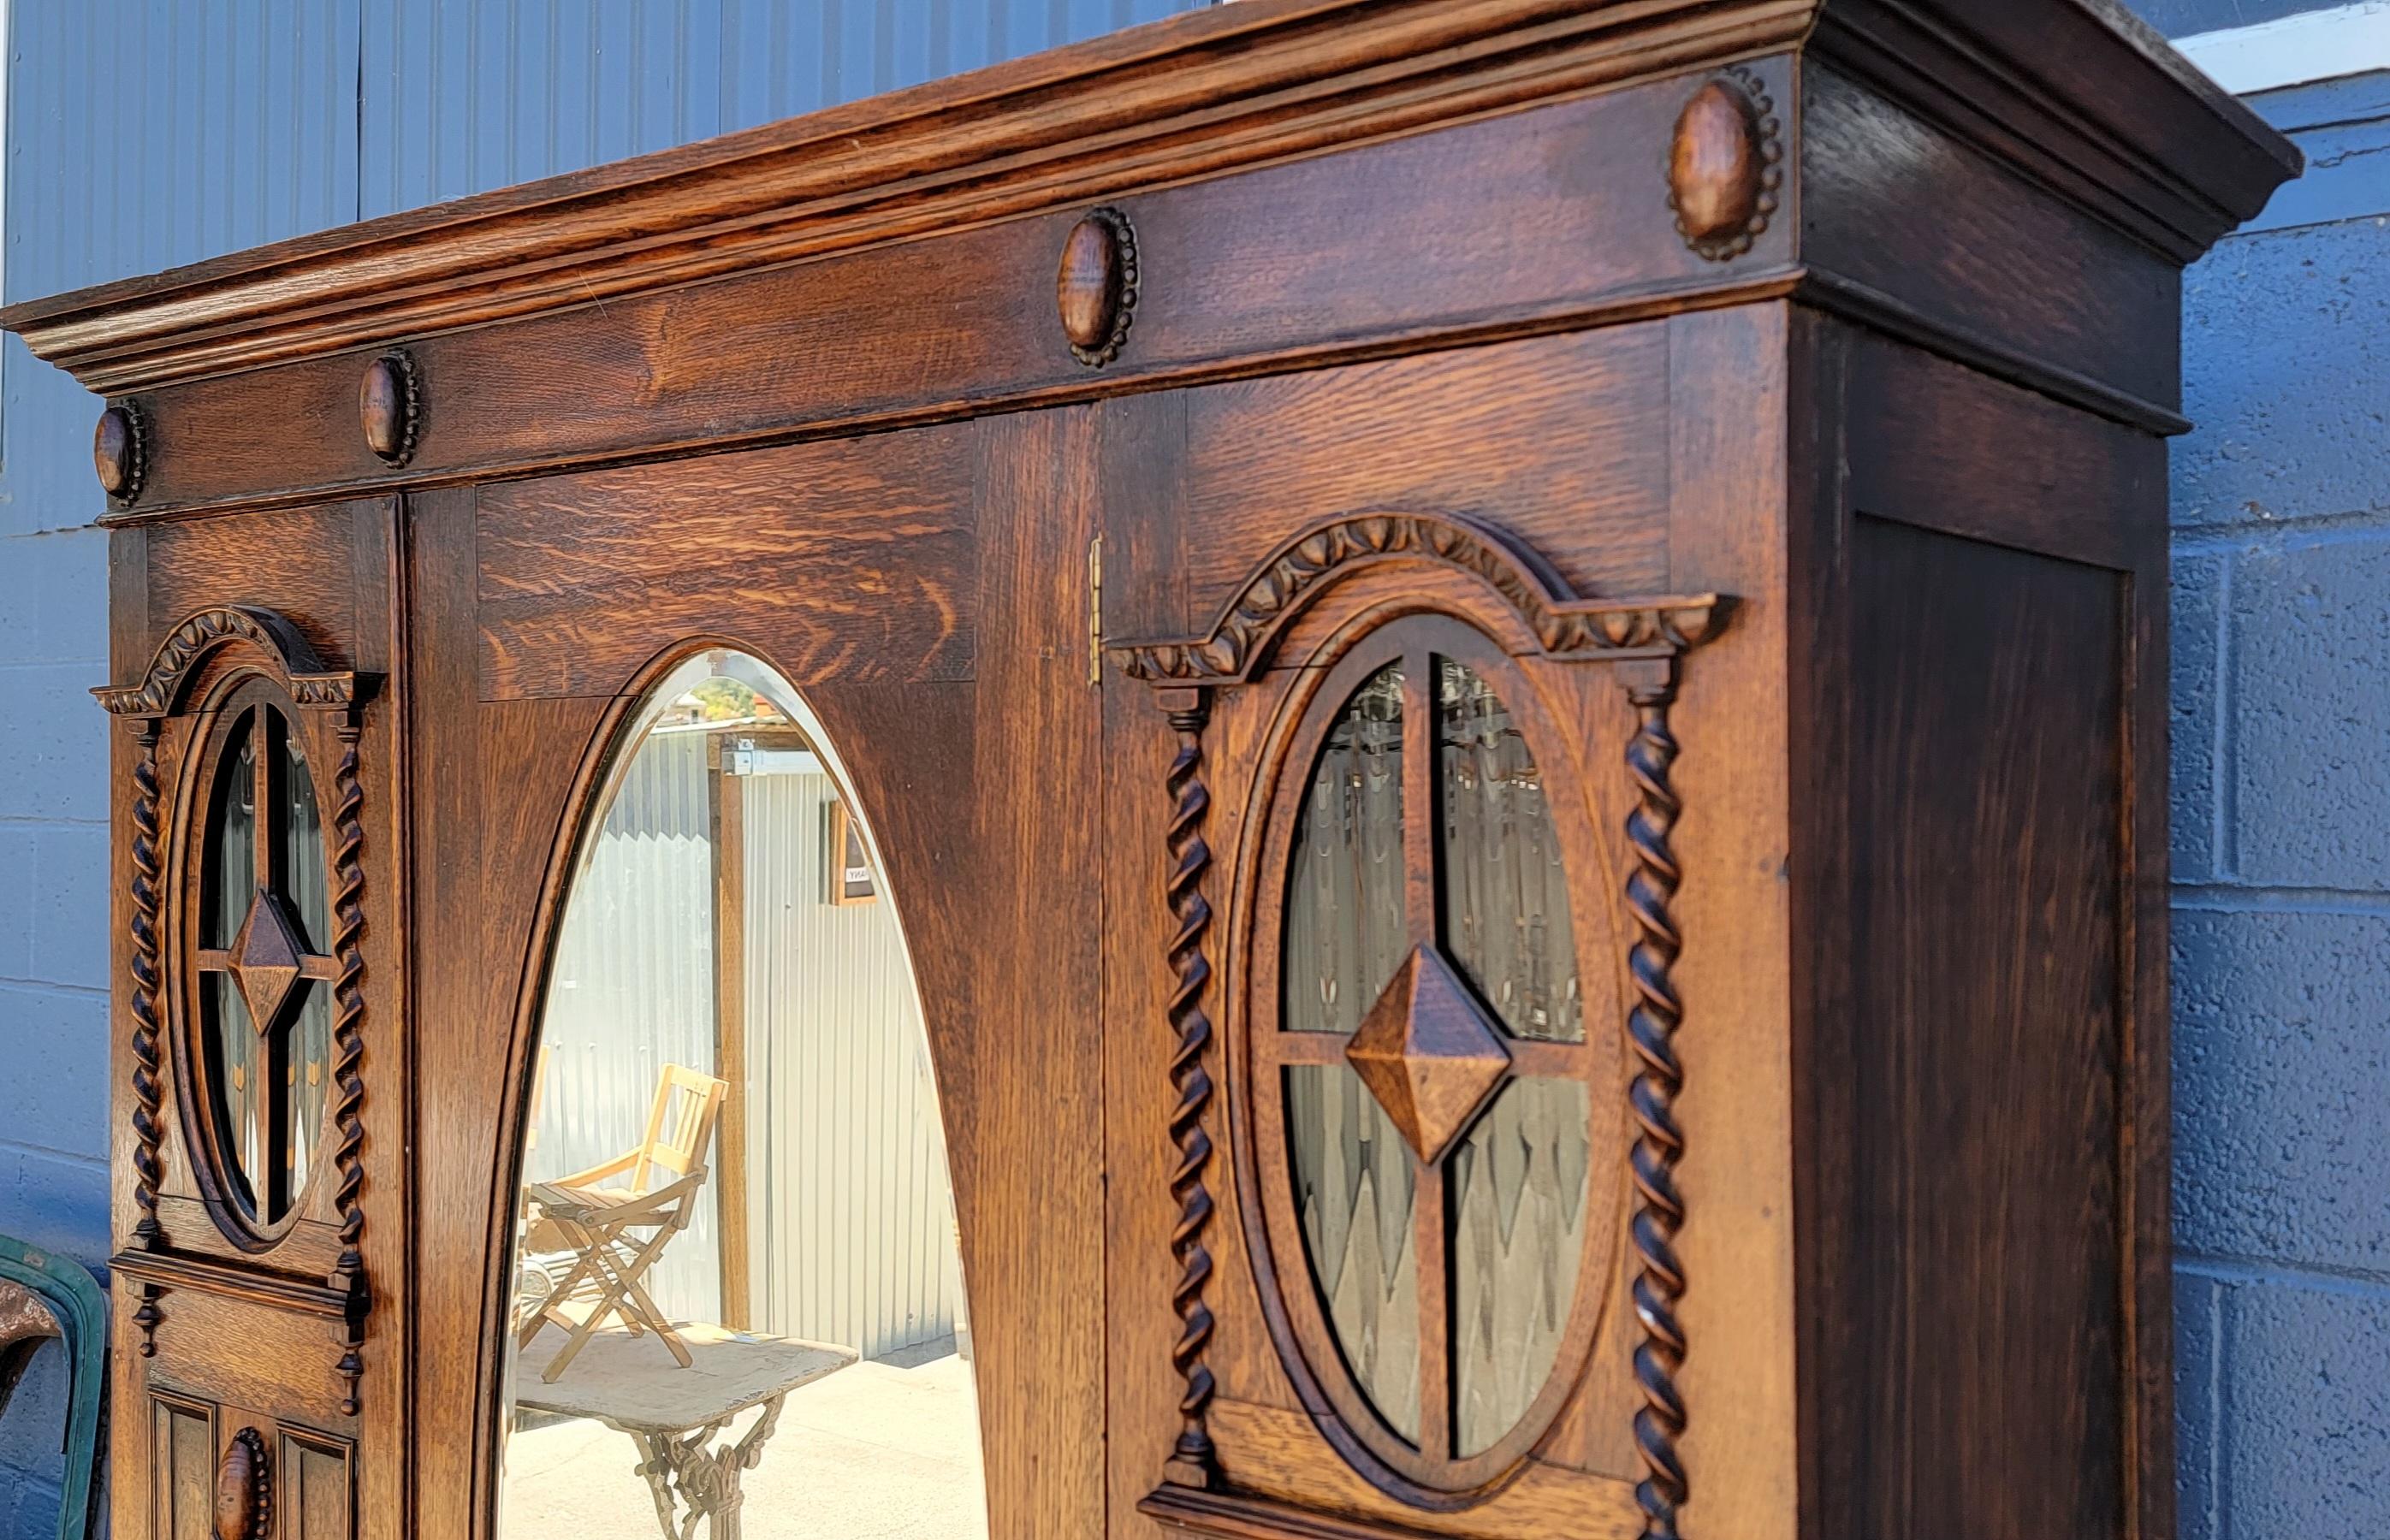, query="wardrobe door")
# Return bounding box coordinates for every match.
[100,500,402,1540]
[408,409,1113,1540]
[1101,336,1741,1540]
